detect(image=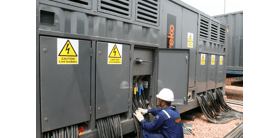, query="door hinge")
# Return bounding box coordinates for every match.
[130,51,132,59]
[90,48,93,57]
[90,106,92,114]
